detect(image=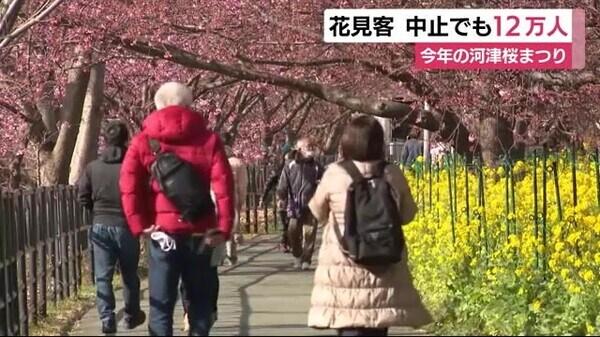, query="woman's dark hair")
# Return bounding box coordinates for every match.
[340,115,385,161]
[103,120,129,147]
